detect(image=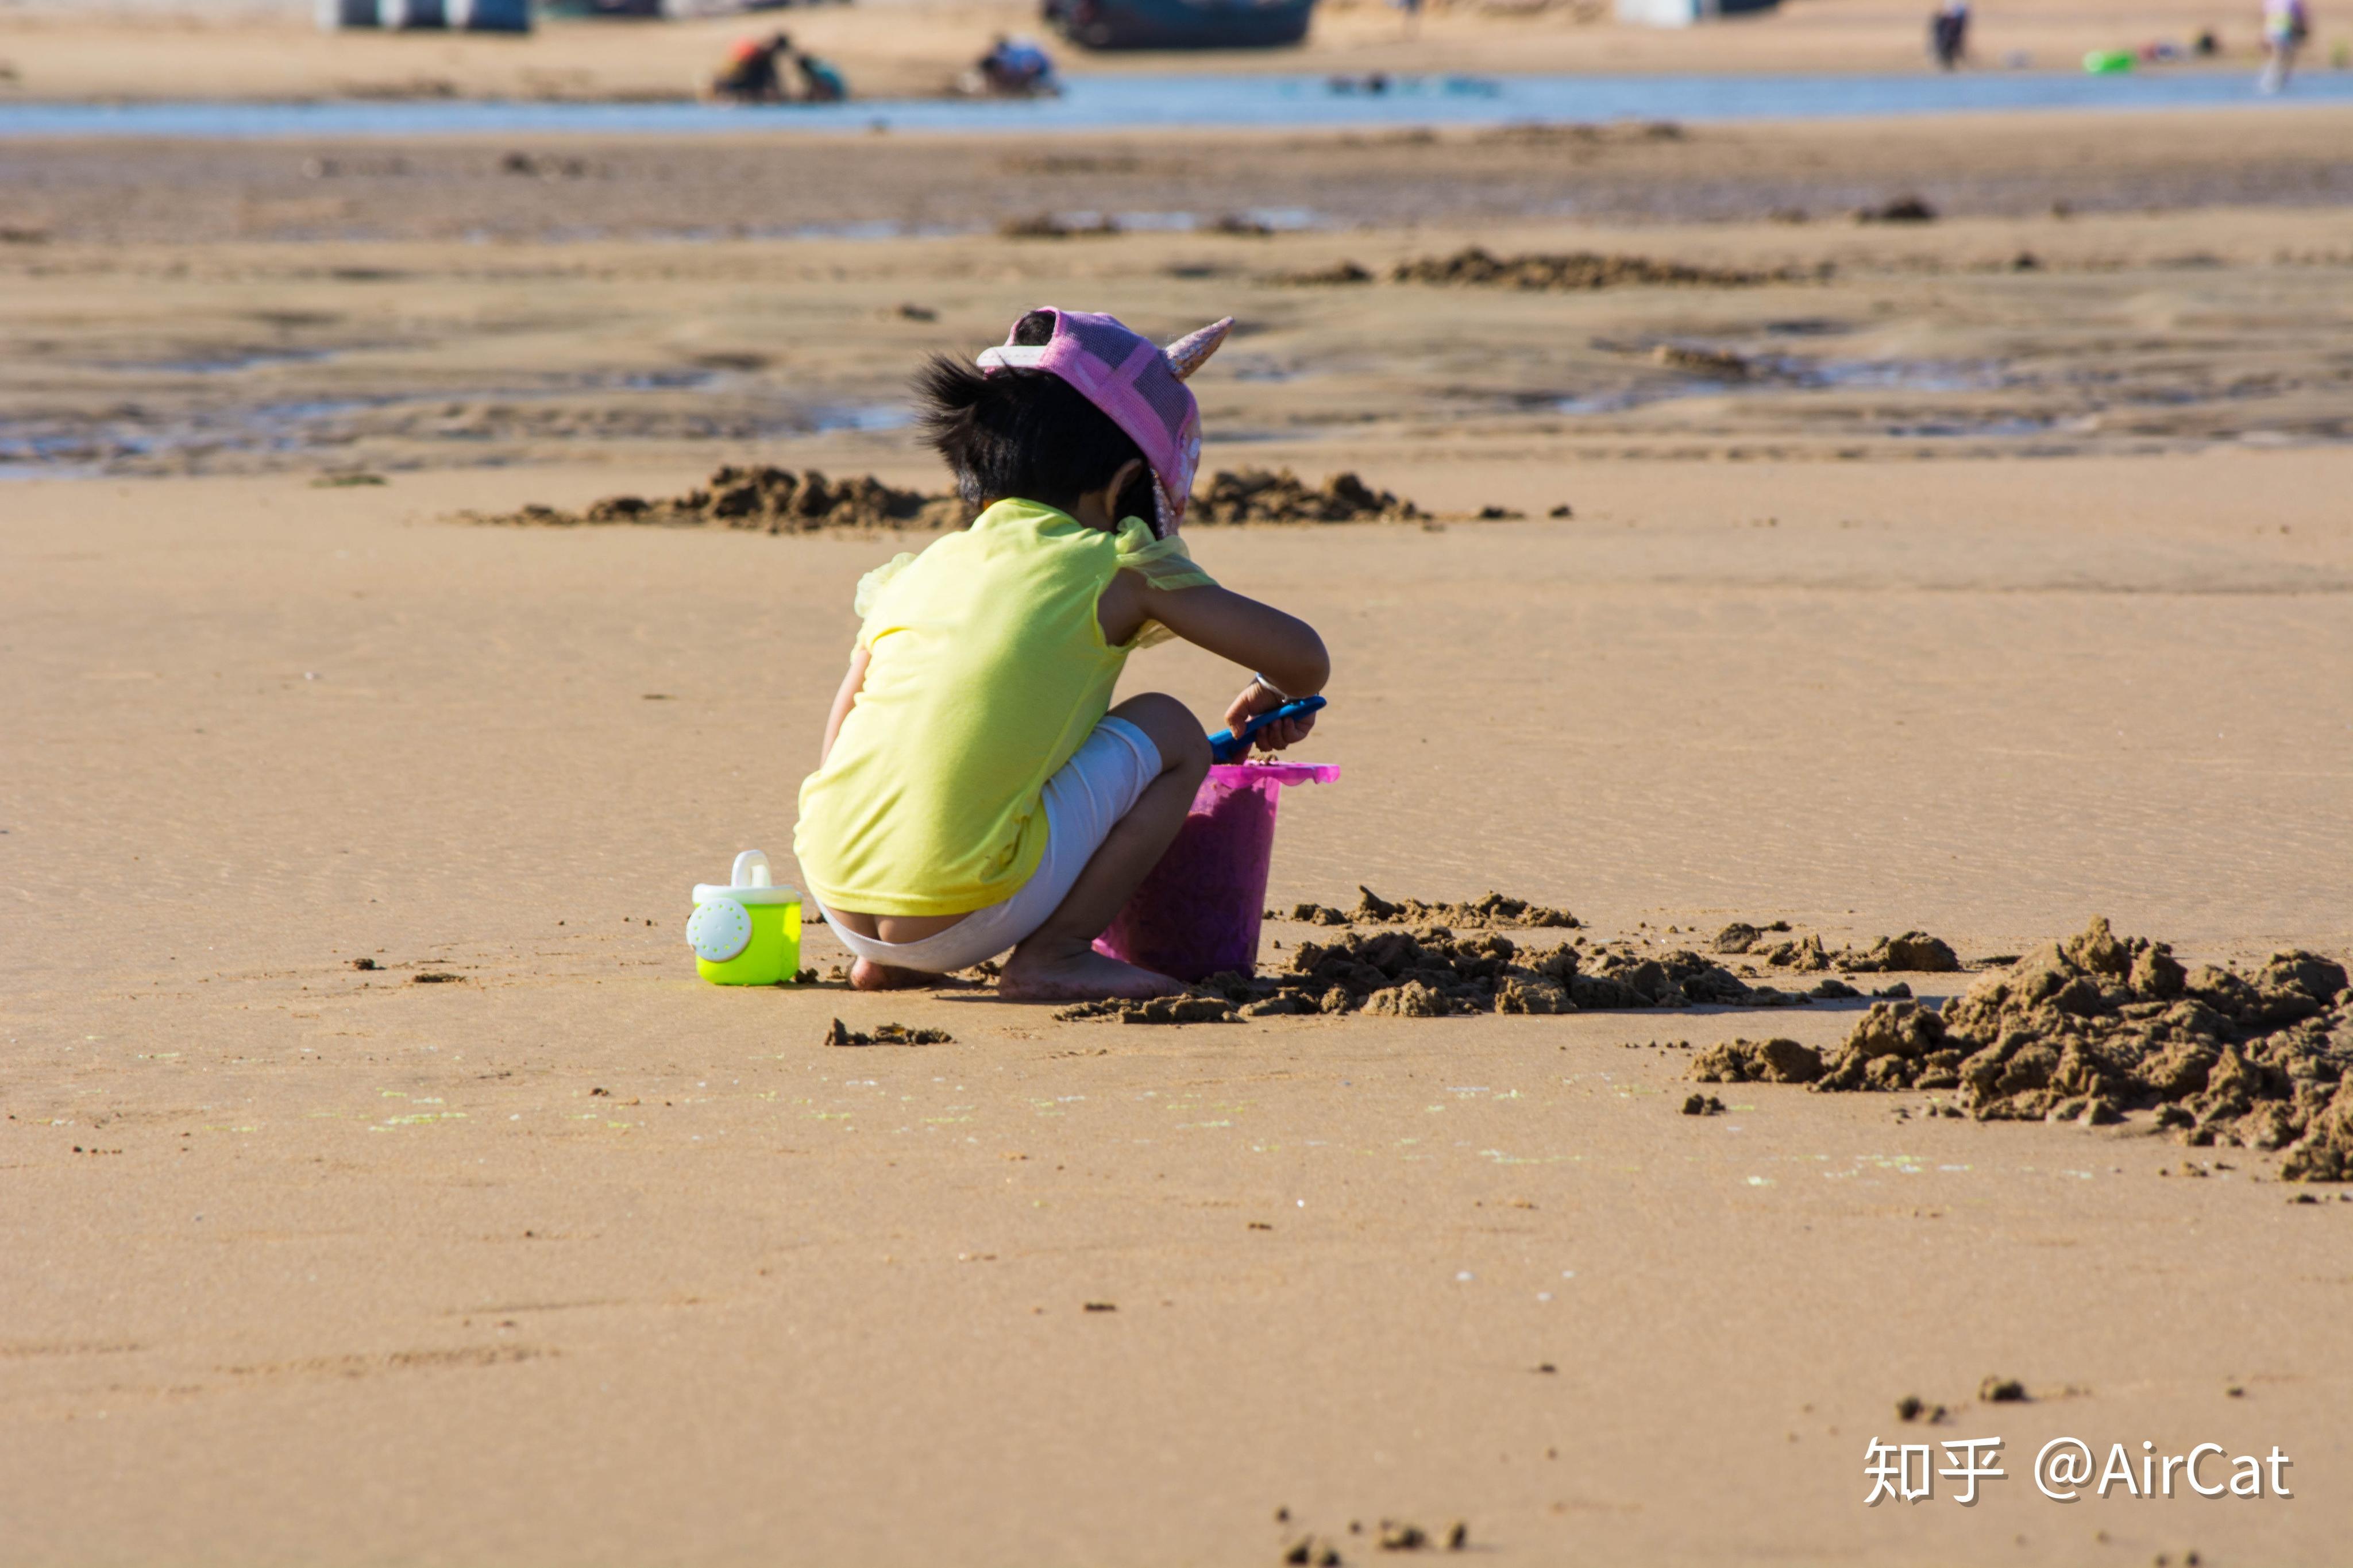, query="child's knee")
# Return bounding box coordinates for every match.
[1166,722,1212,782]
[1112,692,1209,777]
